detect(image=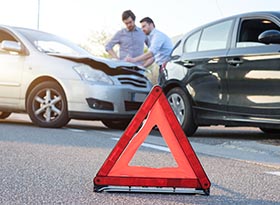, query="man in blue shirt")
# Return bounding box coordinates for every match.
[125,17,173,84]
[105,10,147,63]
